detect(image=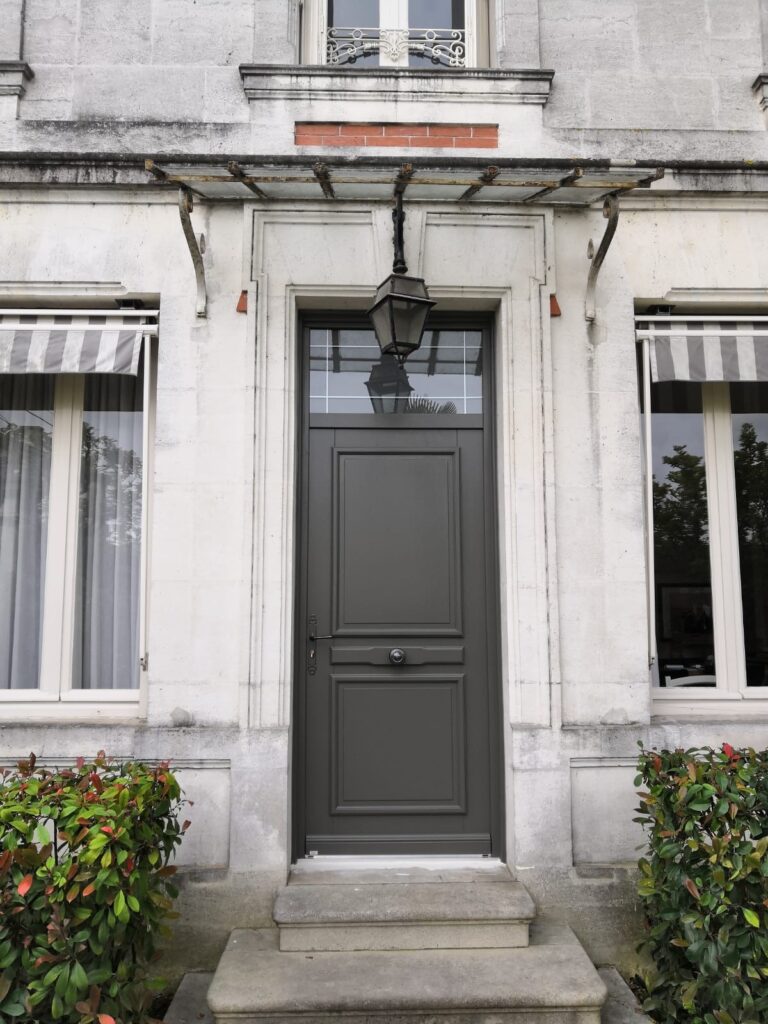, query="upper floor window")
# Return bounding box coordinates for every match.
[302,0,489,68]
